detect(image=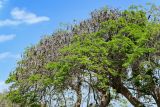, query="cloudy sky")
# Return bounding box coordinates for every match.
[0,0,159,92]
